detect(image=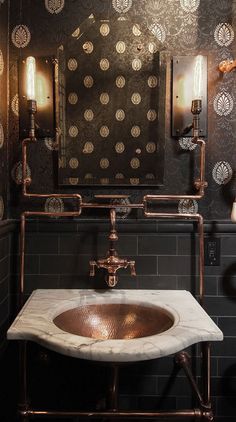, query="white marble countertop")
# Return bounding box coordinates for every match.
[7,289,223,362]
